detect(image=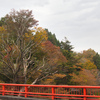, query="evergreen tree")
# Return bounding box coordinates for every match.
[45,29,60,46]
[0,17,6,26]
[93,53,100,70]
[60,37,74,62]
